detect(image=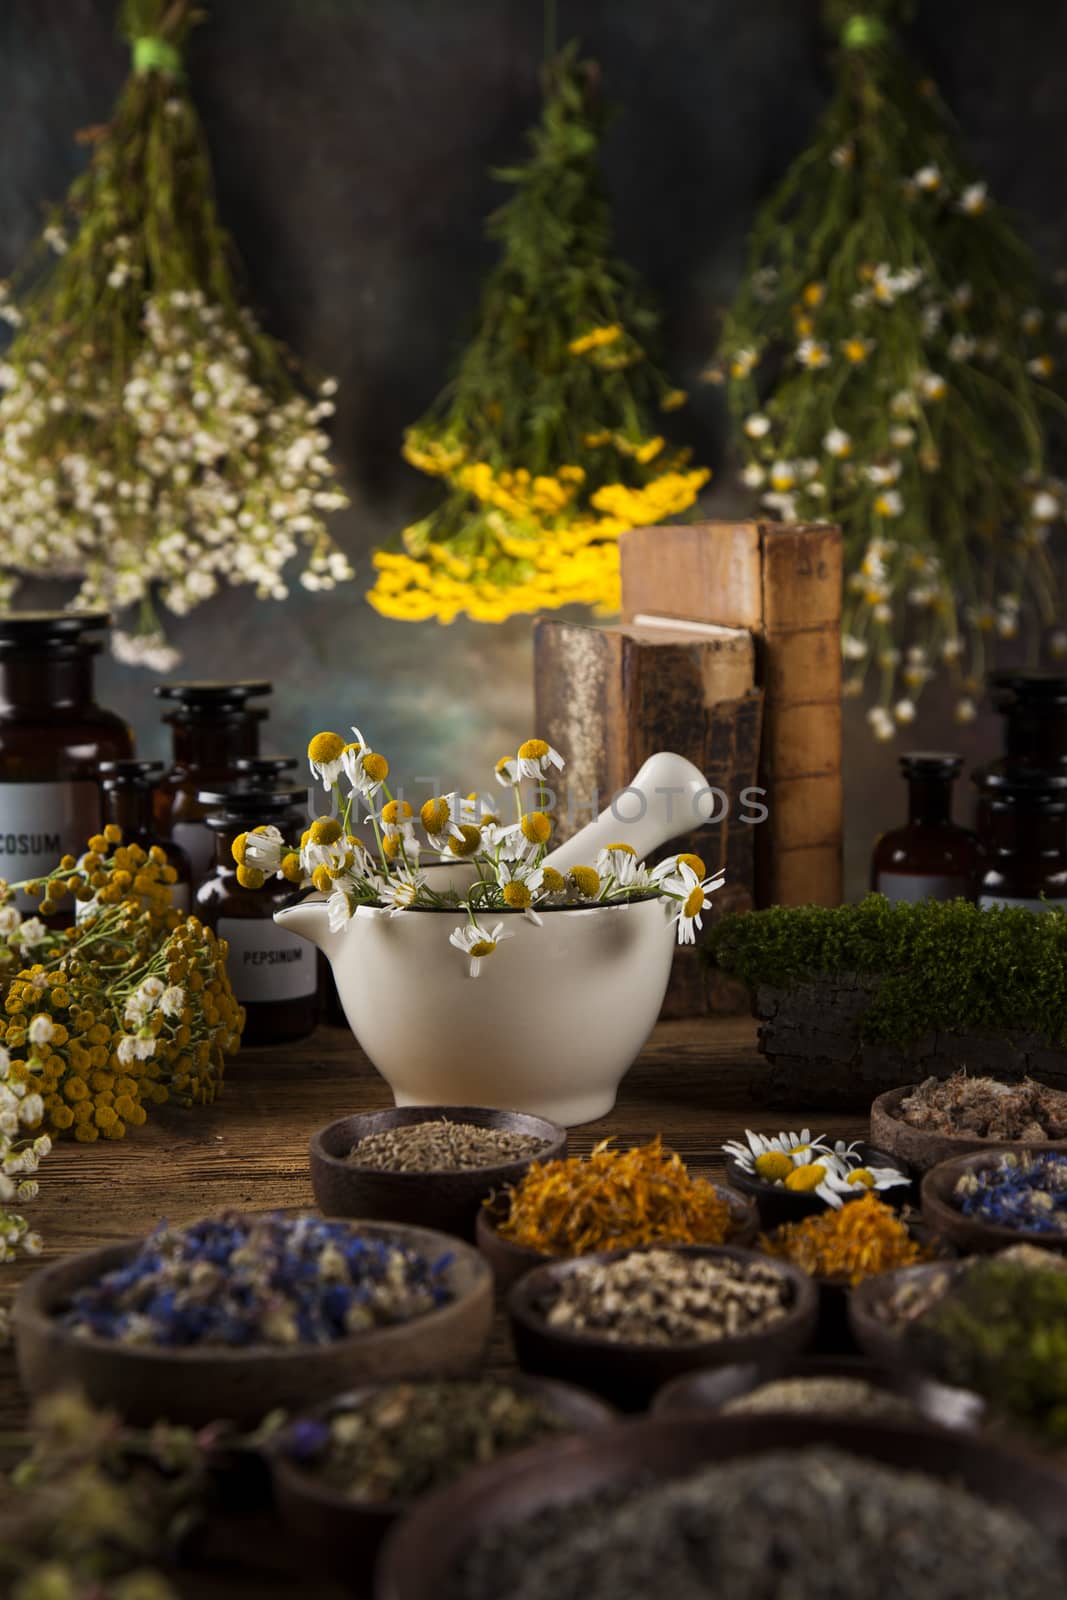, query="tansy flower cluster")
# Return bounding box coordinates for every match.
[234,726,726,976]
[714,3,1065,732]
[368,47,707,625]
[0,825,244,1253]
[0,0,351,660]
